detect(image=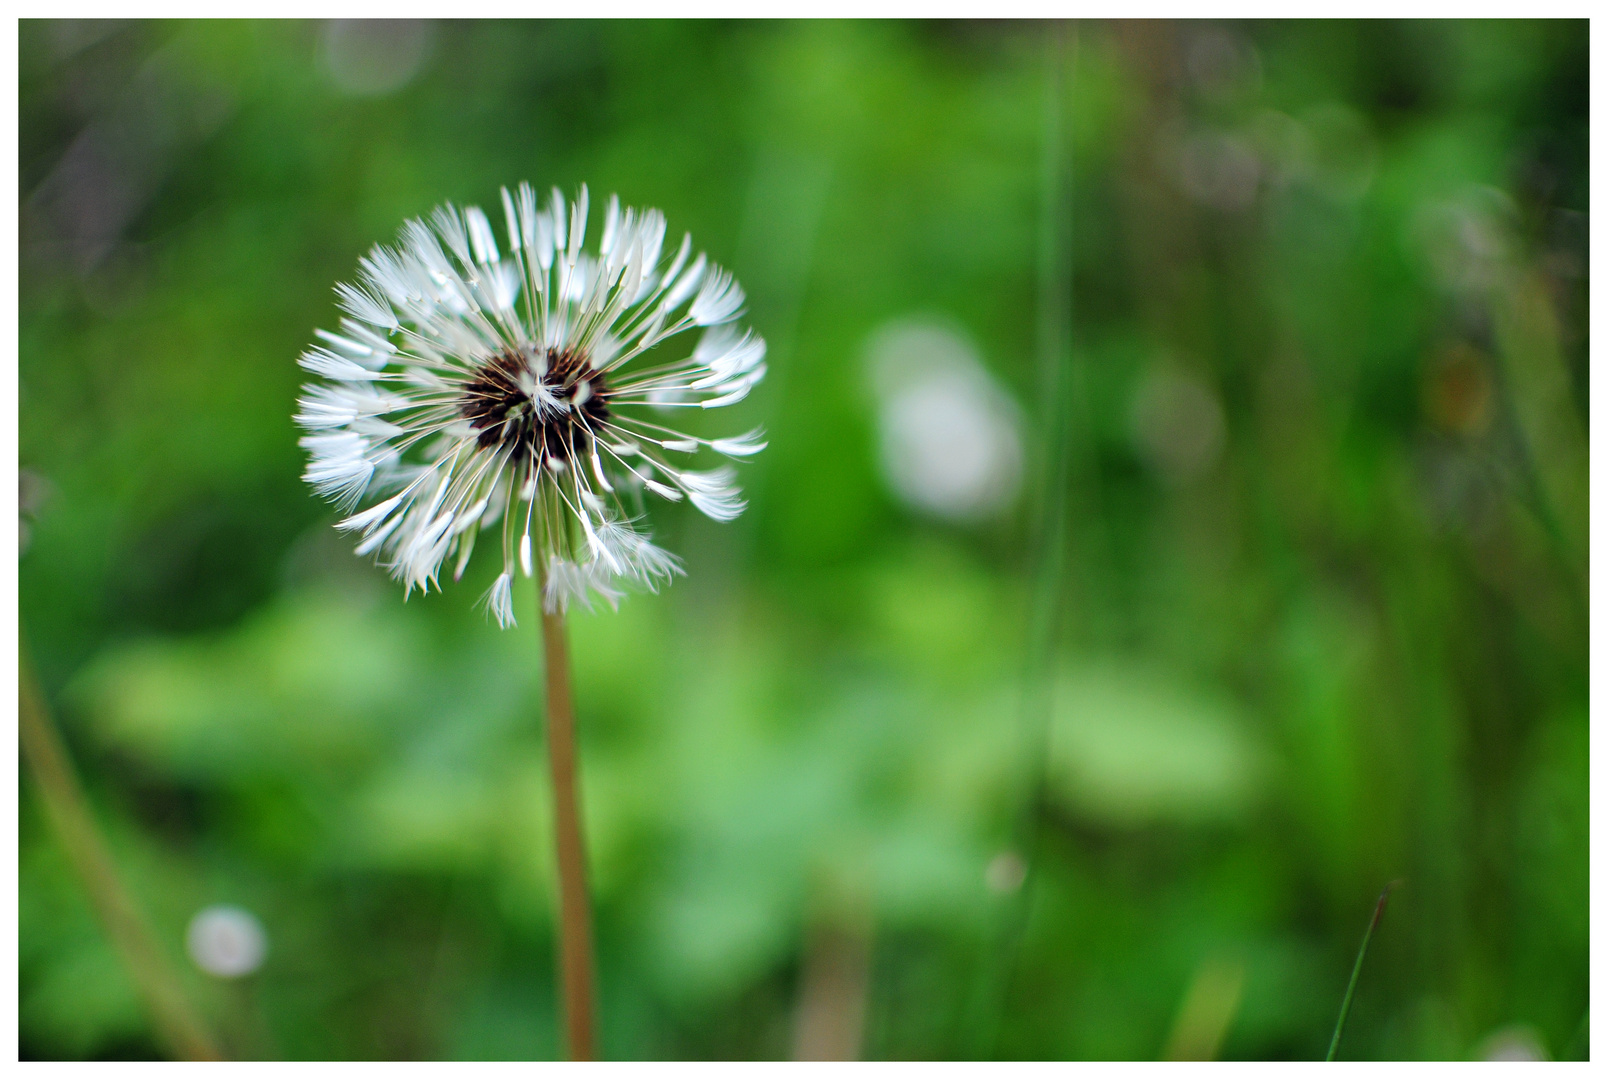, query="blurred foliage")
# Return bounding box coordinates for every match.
[19,19,1587,1061]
